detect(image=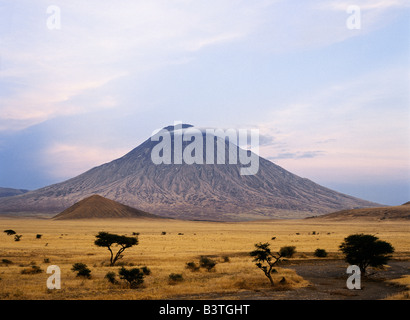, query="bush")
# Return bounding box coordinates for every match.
[36,234,42,239]
[279,246,296,258]
[21,265,42,274]
[118,266,148,288]
[1,259,13,265]
[199,256,217,272]
[168,273,184,284]
[4,229,16,235]
[14,235,22,242]
[71,263,91,278]
[314,248,328,258]
[186,262,200,272]
[105,272,118,284]
[141,266,151,276]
